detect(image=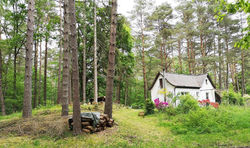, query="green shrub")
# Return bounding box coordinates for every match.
[144,99,155,115]
[131,102,144,109]
[165,106,177,116]
[177,94,199,114]
[222,90,245,105]
[183,108,236,134]
[169,107,237,134]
